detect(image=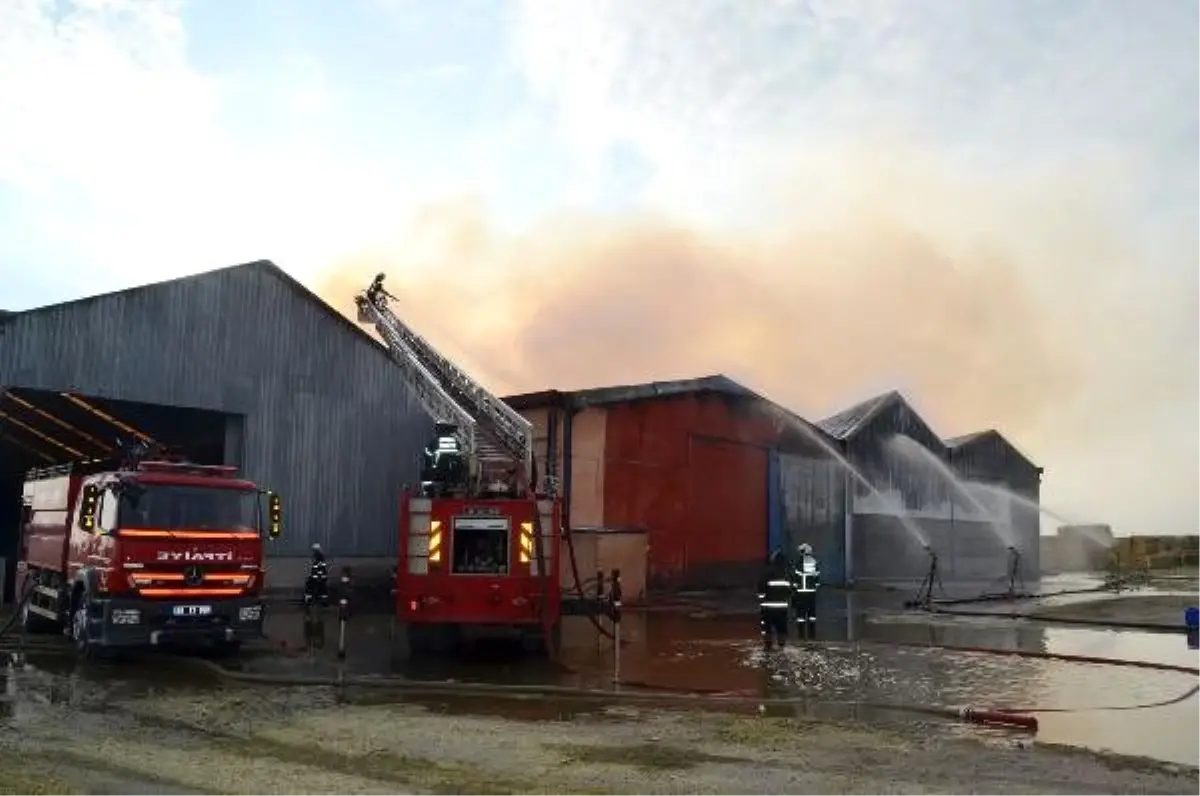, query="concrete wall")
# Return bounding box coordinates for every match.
[562,529,648,603]
[0,262,429,588]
